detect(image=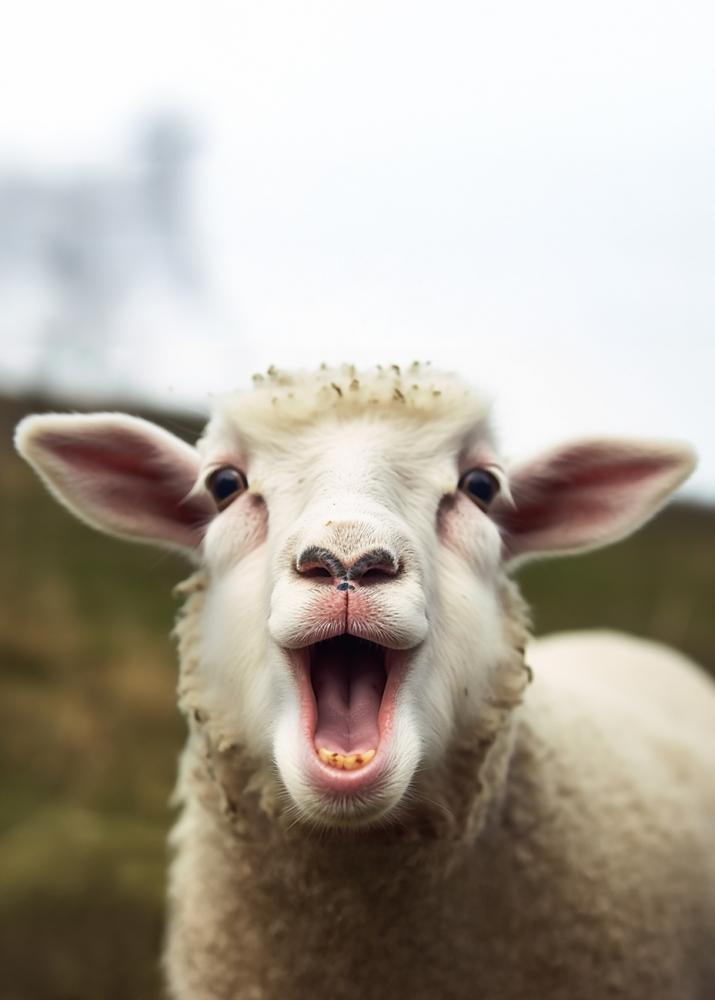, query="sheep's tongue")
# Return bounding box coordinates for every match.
[311,638,385,755]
